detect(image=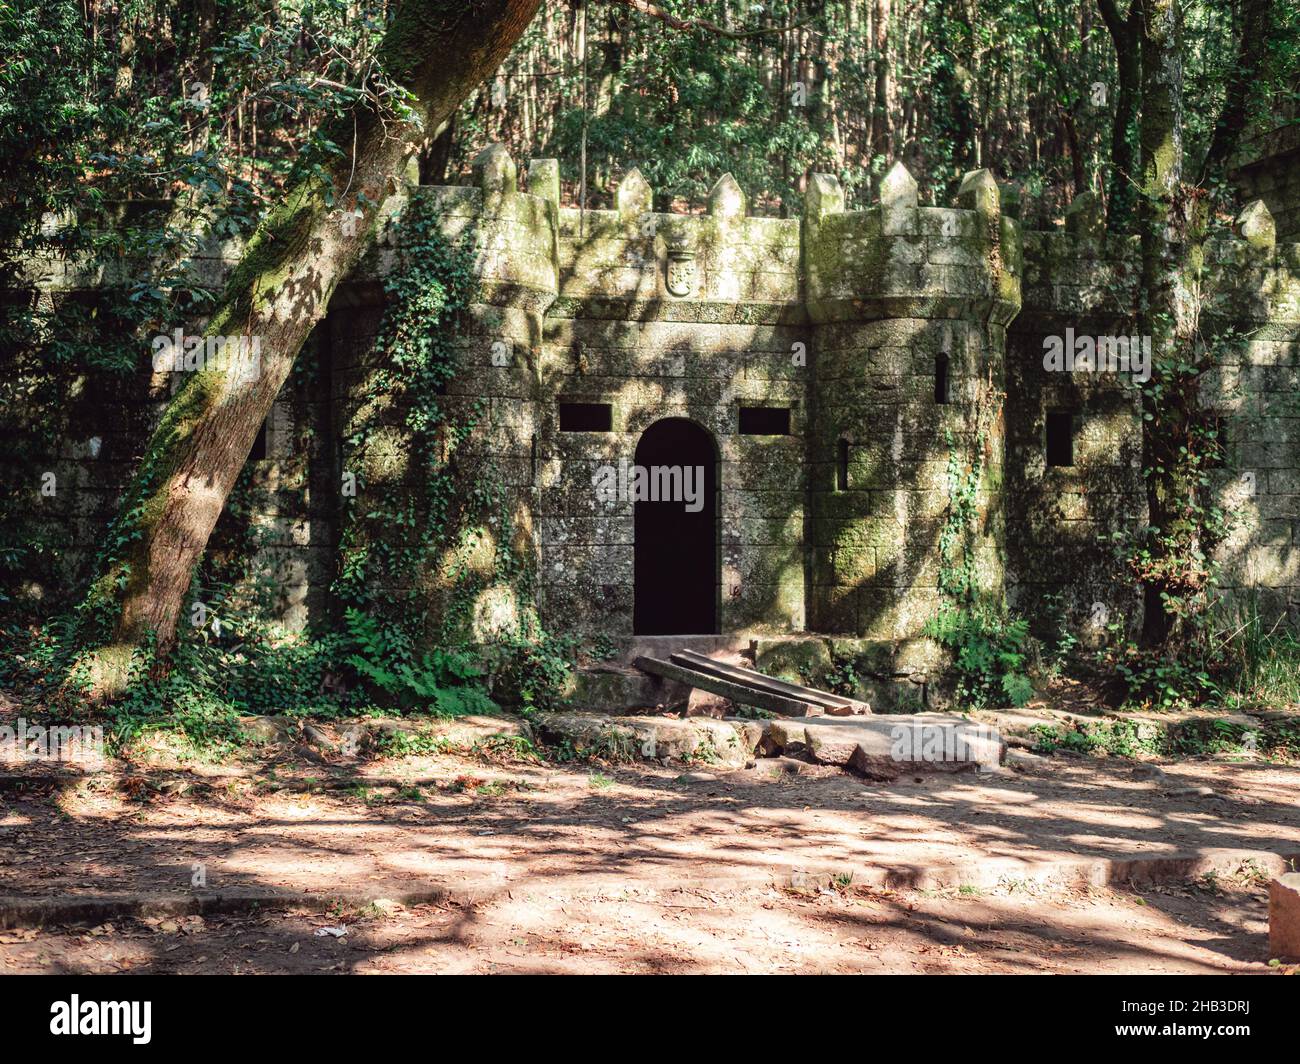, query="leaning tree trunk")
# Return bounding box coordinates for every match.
[73,0,542,699]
